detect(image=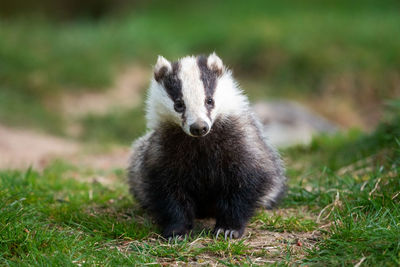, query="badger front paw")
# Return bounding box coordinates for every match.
[213,227,244,239]
[162,224,189,239]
